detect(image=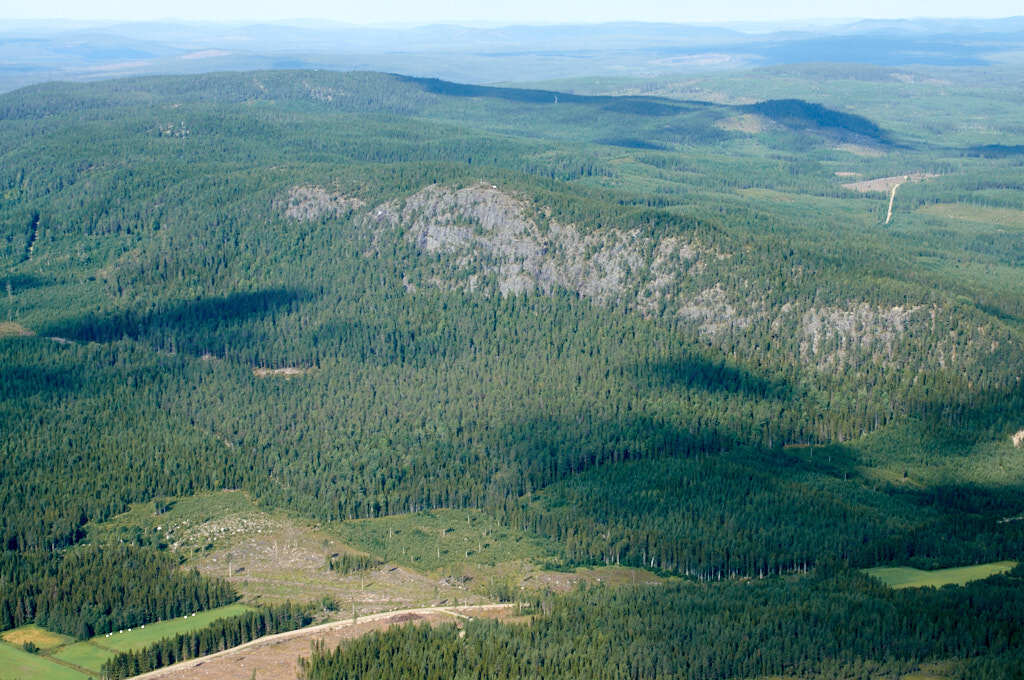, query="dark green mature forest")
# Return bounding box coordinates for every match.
[2,68,1023,675]
[0,545,236,638]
